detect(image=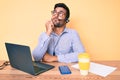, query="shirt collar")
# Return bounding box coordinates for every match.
[51,27,69,36]
[63,27,69,33]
